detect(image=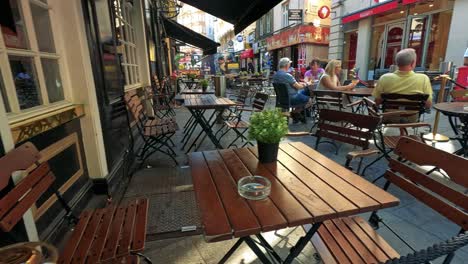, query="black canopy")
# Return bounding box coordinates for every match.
[162,16,220,55]
[179,0,282,34]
